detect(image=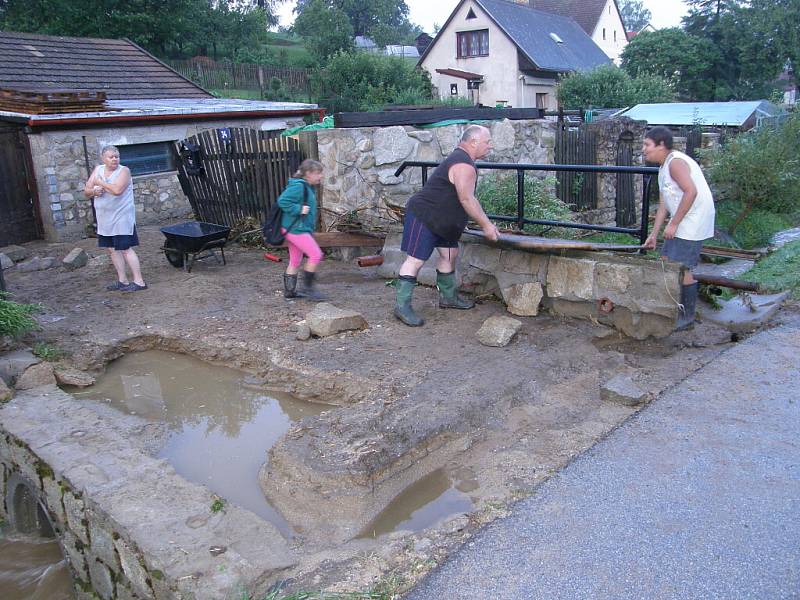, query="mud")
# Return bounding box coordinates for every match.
[1,223,770,596]
[0,528,72,600]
